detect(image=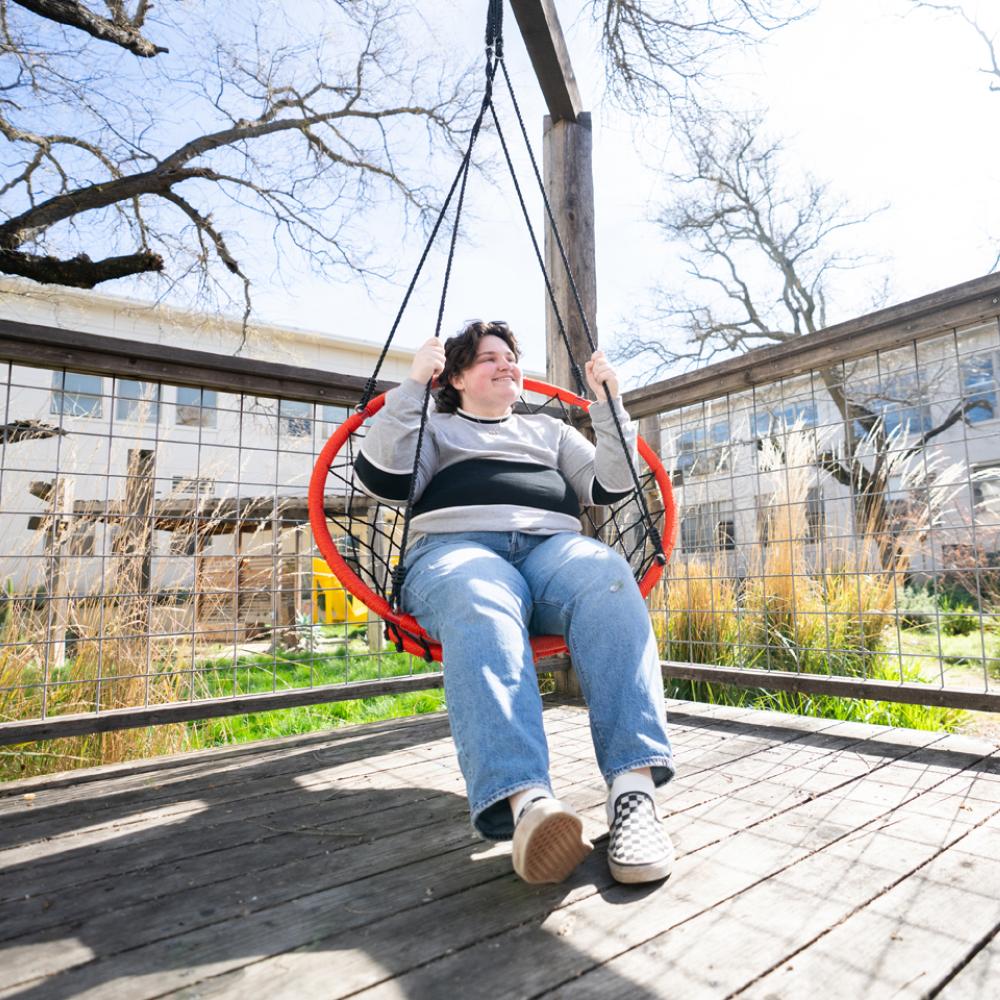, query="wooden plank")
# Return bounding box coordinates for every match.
[661,661,1000,713]
[541,807,1000,998]
[739,820,1000,999]
[3,709,992,998]
[341,749,998,1000]
[0,714,589,904]
[0,747,612,987]
[623,271,1000,419]
[0,714,780,944]
[508,0,582,122]
[0,741,458,872]
[0,317,397,406]
[0,710,451,800]
[938,931,1000,999]
[0,673,448,744]
[27,724,944,995]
